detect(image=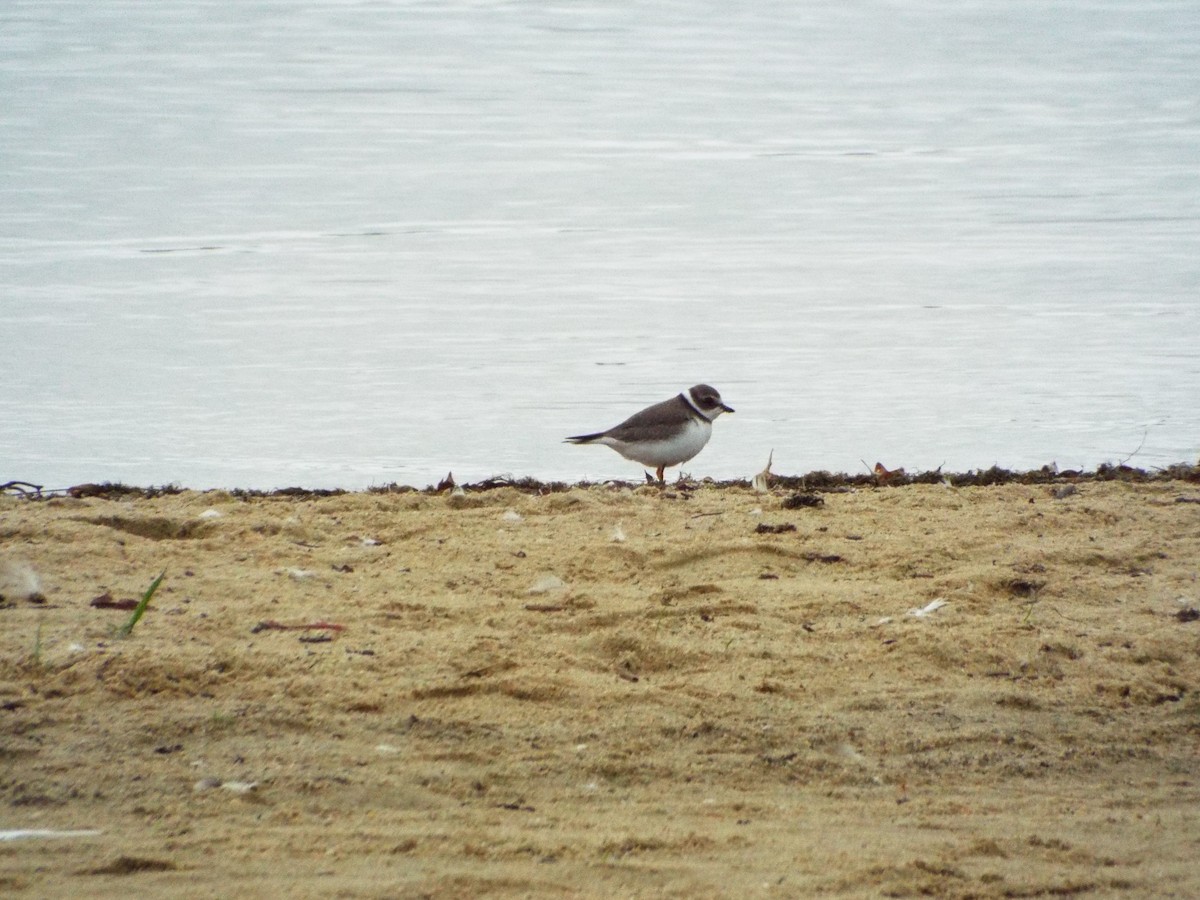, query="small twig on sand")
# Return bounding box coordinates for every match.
[251,620,346,634]
[1,481,43,497]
